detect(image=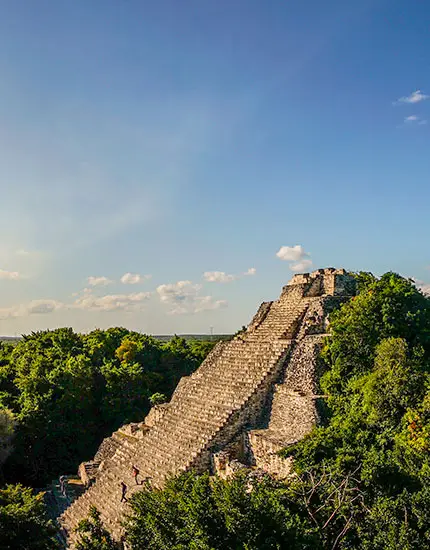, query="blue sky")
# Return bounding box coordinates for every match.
[0,0,429,335]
